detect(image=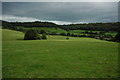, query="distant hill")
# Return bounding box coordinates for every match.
[1,20,120,32]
